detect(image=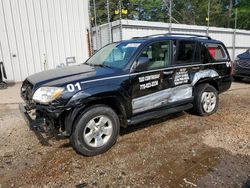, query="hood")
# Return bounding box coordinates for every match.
[237,50,250,60]
[27,64,117,87]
